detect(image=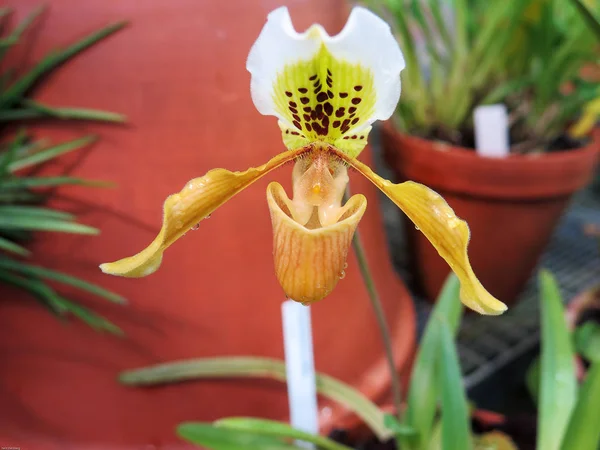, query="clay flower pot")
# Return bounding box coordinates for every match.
[0,1,415,448]
[382,123,600,306]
